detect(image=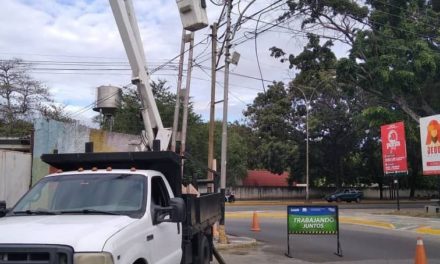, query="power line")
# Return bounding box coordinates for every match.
[196,62,249,105]
[215,0,287,67]
[69,85,130,118]
[0,52,127,60]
